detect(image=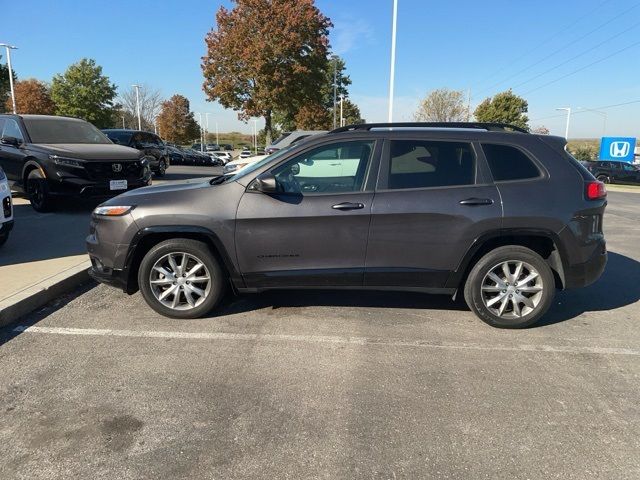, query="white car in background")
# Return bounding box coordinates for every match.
[0,166,13,247]
[210,151,232,164]
[223,154,269,175]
